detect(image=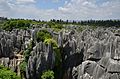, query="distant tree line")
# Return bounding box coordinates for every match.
[50,19,120,27]
[0,17,7,22]
[0,17,120,31]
